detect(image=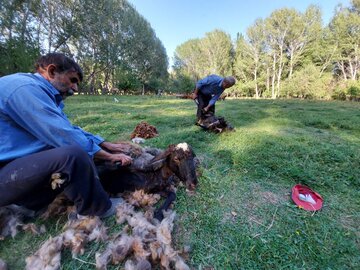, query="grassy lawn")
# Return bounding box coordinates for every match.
[1,96,359,269]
